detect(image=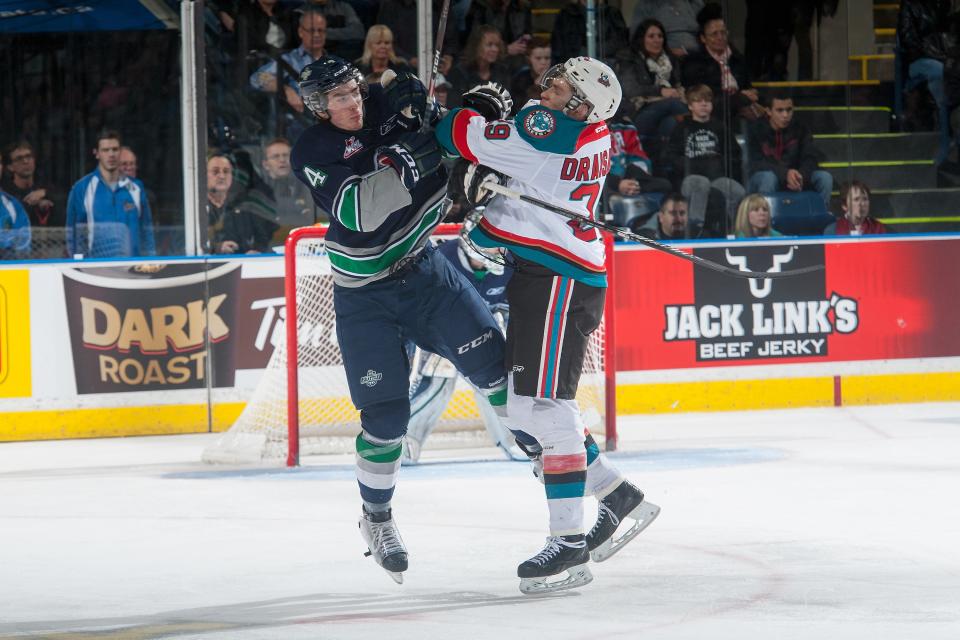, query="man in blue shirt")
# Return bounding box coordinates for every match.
[65,130,155,259]
[250,8,328,116]
[0,152,31,259]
